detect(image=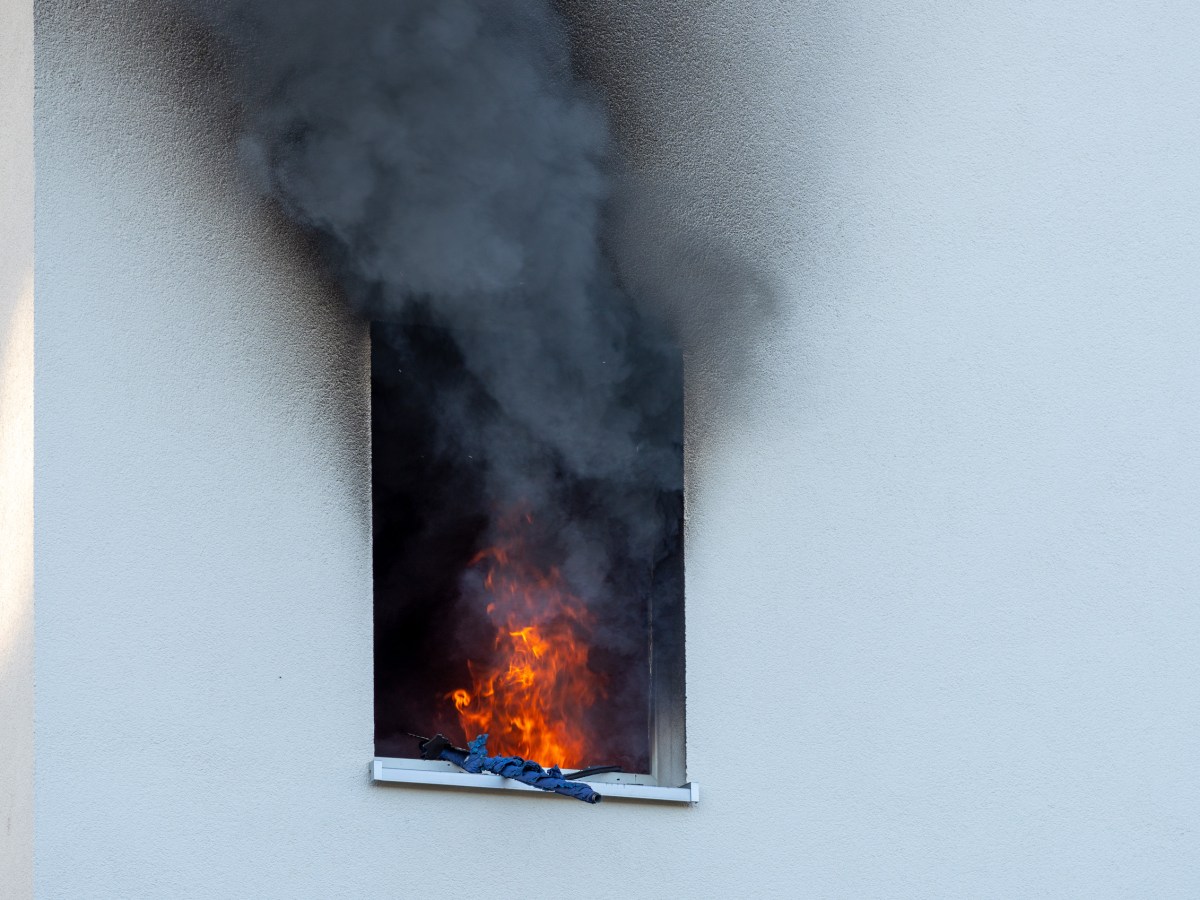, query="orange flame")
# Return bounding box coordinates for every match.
[449,513,605,768]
